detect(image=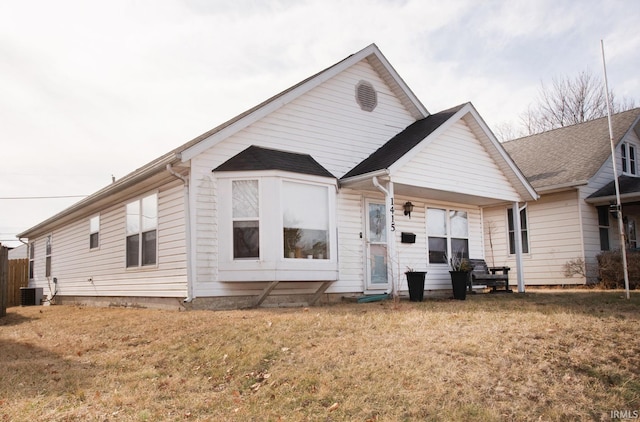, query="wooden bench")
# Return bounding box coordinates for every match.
[467,259,512,293]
